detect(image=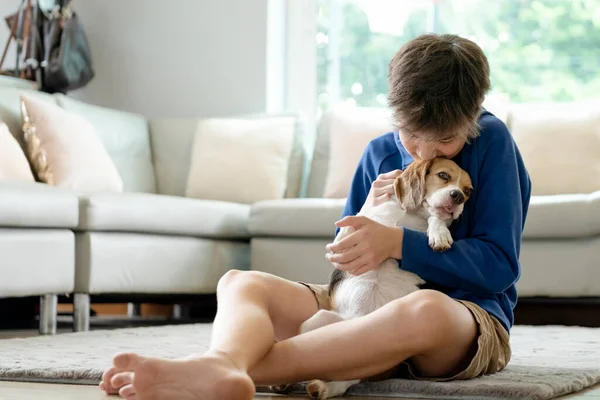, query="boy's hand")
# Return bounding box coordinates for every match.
[325,216,404,276]
[365,169,403,208]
